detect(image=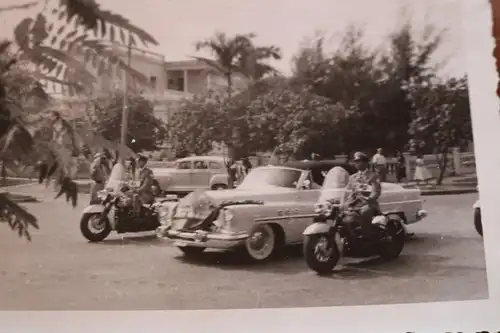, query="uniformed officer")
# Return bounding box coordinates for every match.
[133,155,155,217]
[344,151,382,244]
